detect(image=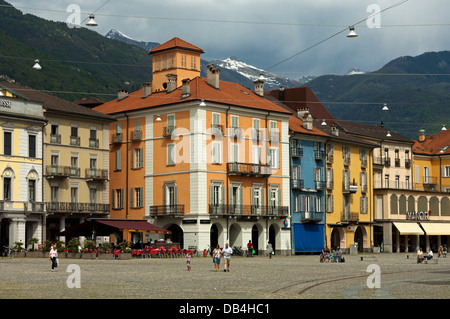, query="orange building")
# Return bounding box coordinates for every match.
[94,38,293,254]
